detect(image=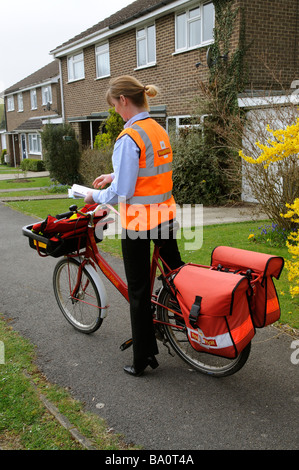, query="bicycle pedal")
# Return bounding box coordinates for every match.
[120,338,133,351]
